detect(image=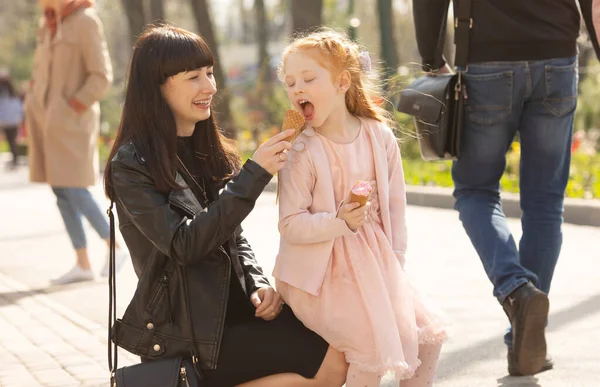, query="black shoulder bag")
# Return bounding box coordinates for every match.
[396,0,473,161]
[107,199,202,387]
